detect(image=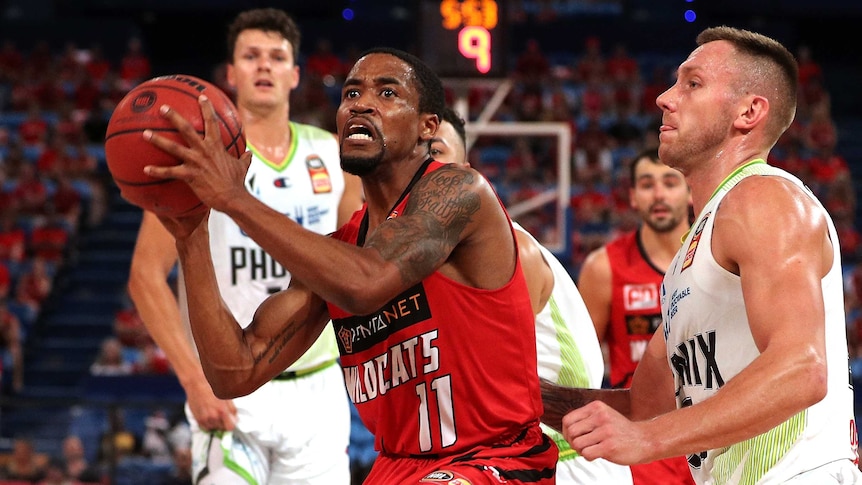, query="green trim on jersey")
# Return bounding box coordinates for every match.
[545,295,591,461]
[246,121,332,172]
[712,410,806,485]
